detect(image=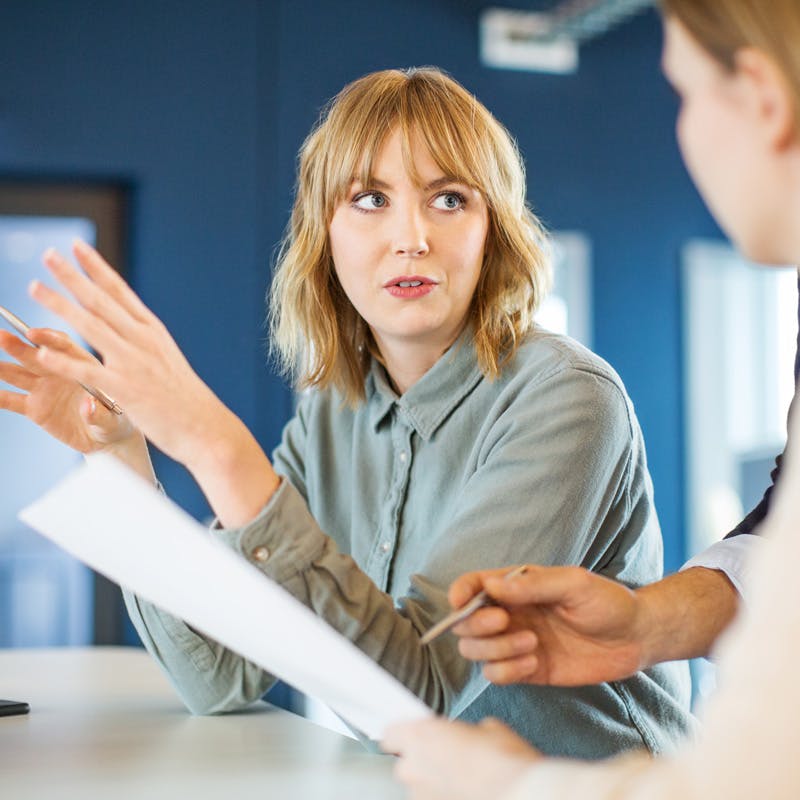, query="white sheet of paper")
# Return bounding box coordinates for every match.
[19,453,432,739]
